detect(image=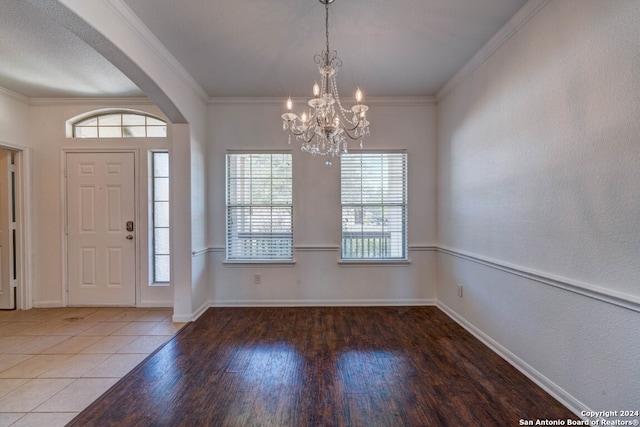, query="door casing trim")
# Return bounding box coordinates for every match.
[0,142,29,310]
